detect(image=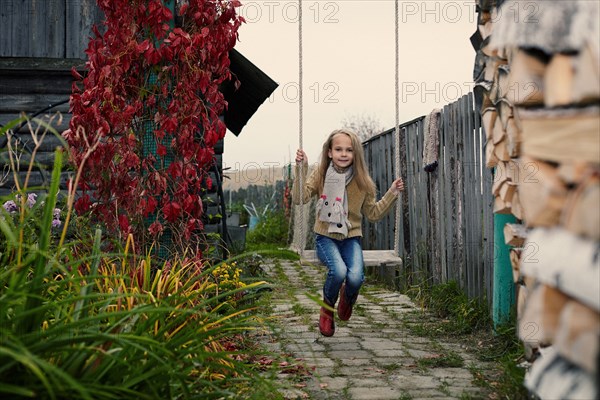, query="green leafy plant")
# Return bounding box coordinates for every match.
[0,118,281,399]
[246,210,290,251]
